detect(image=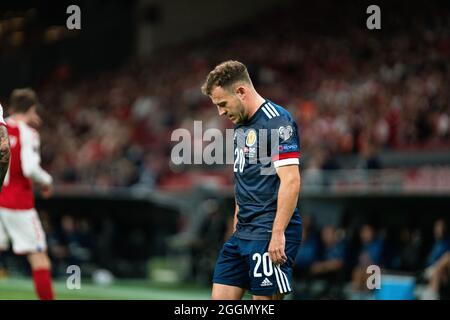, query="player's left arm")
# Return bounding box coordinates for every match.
[20,124,53,197]
[0,125,10,192]
[268,165,301,265]
[0,104,10,192]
